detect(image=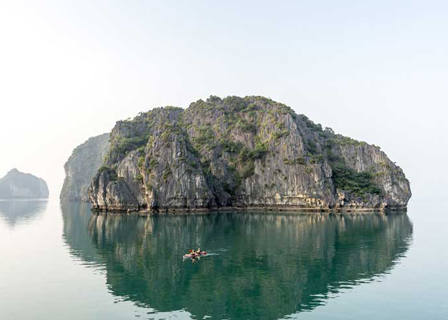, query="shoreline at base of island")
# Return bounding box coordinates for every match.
[90,205,408,215]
